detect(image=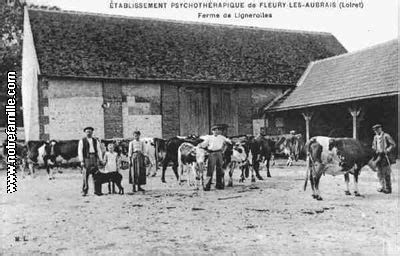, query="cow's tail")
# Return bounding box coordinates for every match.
[304,155,309,191]
[303,137,317,191]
